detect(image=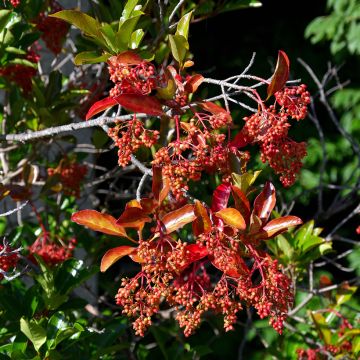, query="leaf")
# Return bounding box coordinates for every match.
[210,252,249,278]
[85,96,118,120]
[231,186,251,223]
[116,14,143,51]
[267,50,290,99]
[152,166,170,204]
[294,220,314,249]
[192,200,212,236]
[169,34,188,67]
[130,29,144,49]
[116,207,151,229]
[259,216,302,239]
[9,58,38,69]
[176,11,193,40]
[50,10,103,39]
[71,210,127,237]
[180,244,208,271]
[229,130,250,148]
[216,208,246,230]
[211,183,231,212]
[161,204,196,234]
[114,94,163,116]
[0,10,13,33]
[199,101,229,118]
[184,74,204,94]
[100,246,137,272]
[74,51,110,66]
[310,312,331,345]
[335,285,357,307]
[108,51,142,66]
[253,182,276,224]
[20,318,46,352]
[231,171,262,194]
